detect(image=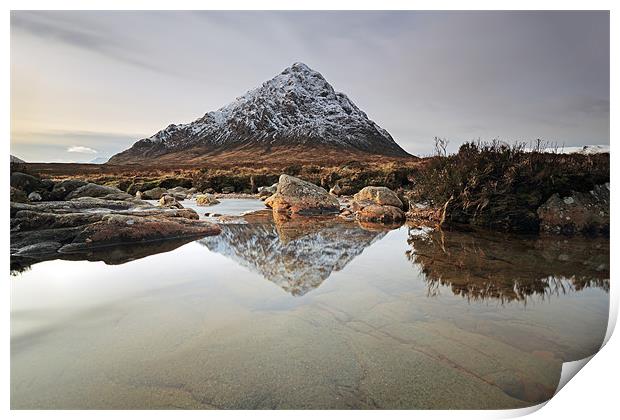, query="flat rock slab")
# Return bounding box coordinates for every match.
[10,198,221,263]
